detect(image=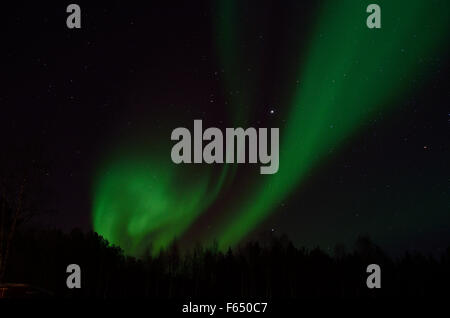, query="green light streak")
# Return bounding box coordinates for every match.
[215,0,449,248]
